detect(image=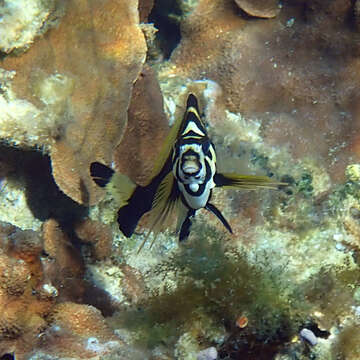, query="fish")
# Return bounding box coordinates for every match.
[90,93,284,252]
